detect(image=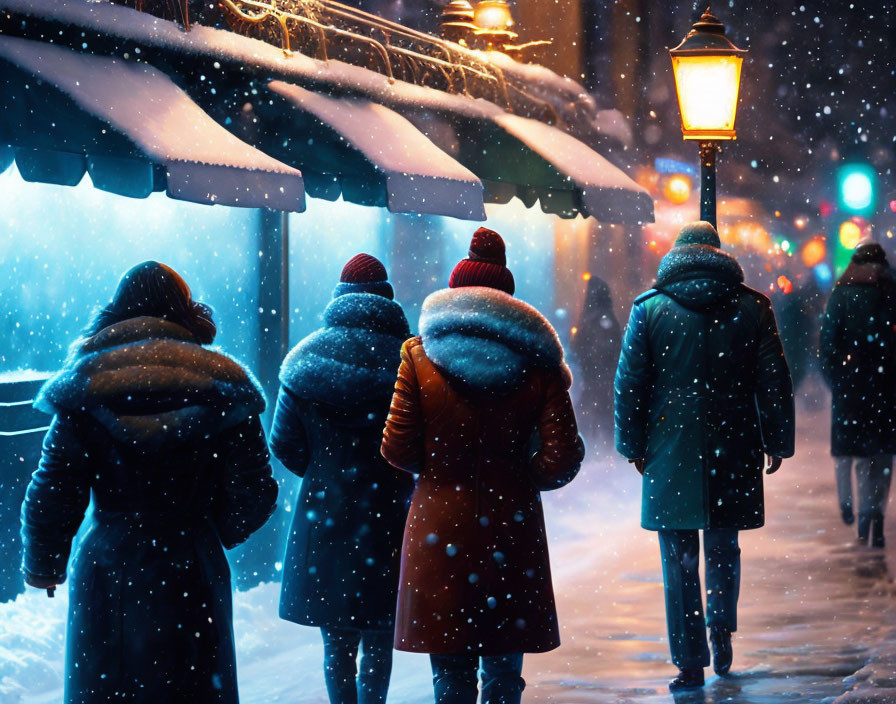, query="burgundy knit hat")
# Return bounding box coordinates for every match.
[334,253,394,299]
[449,227,515,295]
